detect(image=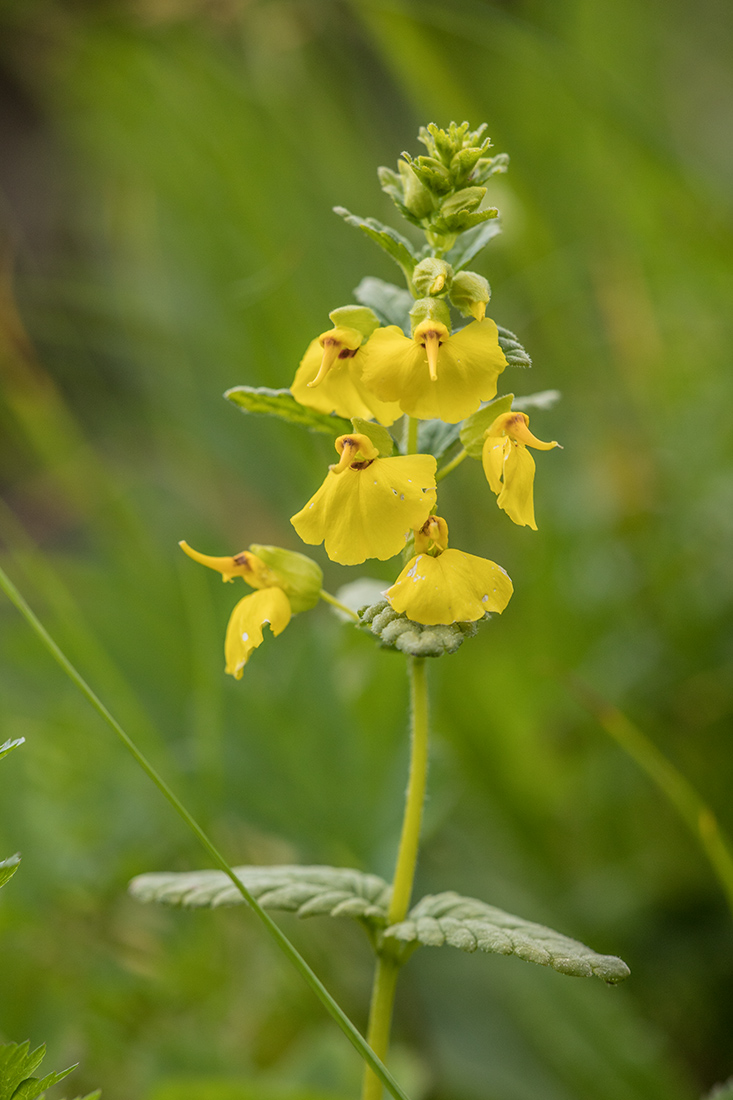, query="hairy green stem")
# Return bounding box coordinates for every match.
[0,562,411,1100]
[406,417,419,455]
[436,448,468,482]
[362,657,430,1100]
[319,588,360,621]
